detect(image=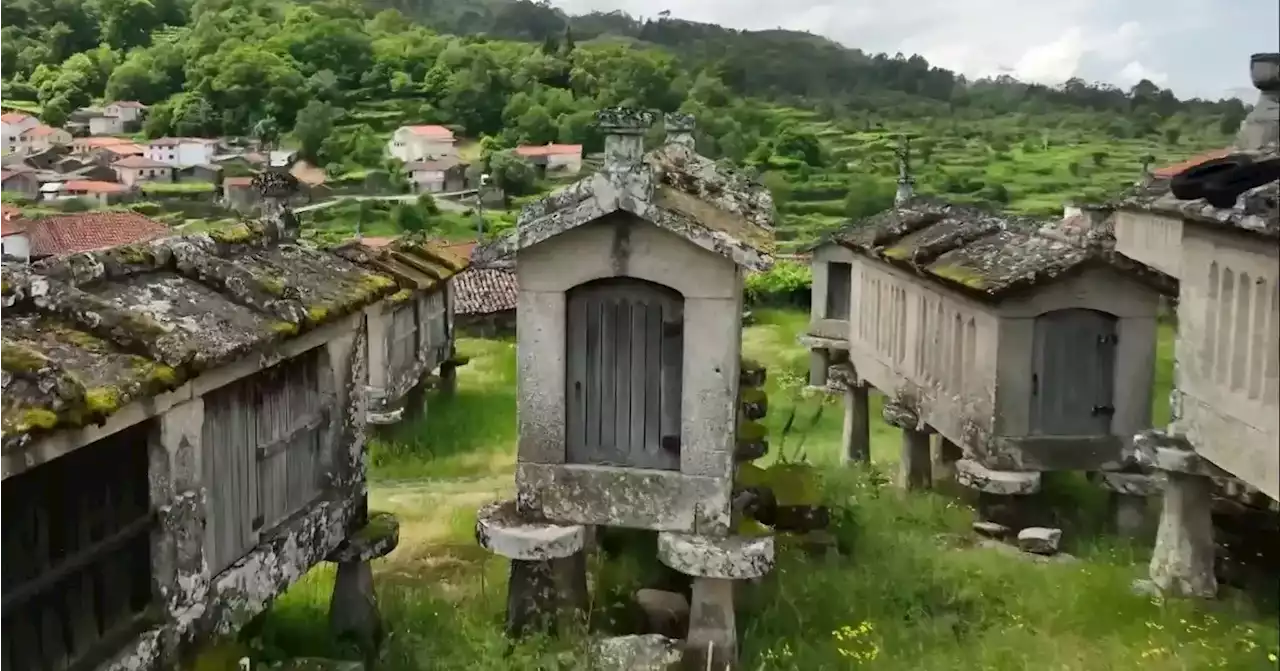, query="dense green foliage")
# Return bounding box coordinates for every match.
[1,0,1243,247]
